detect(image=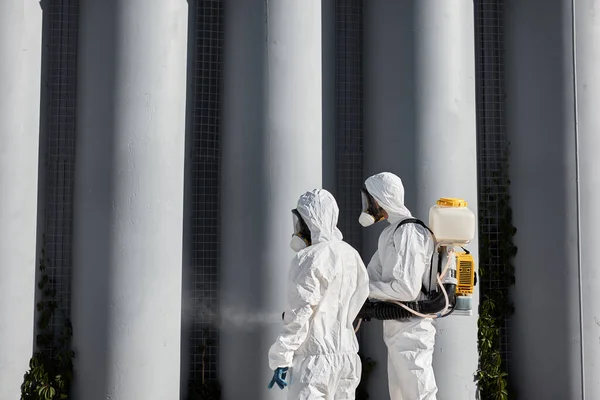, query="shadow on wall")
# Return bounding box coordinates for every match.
[505,0,581,398]
[218,0,272,398]
[70,0,120,395]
